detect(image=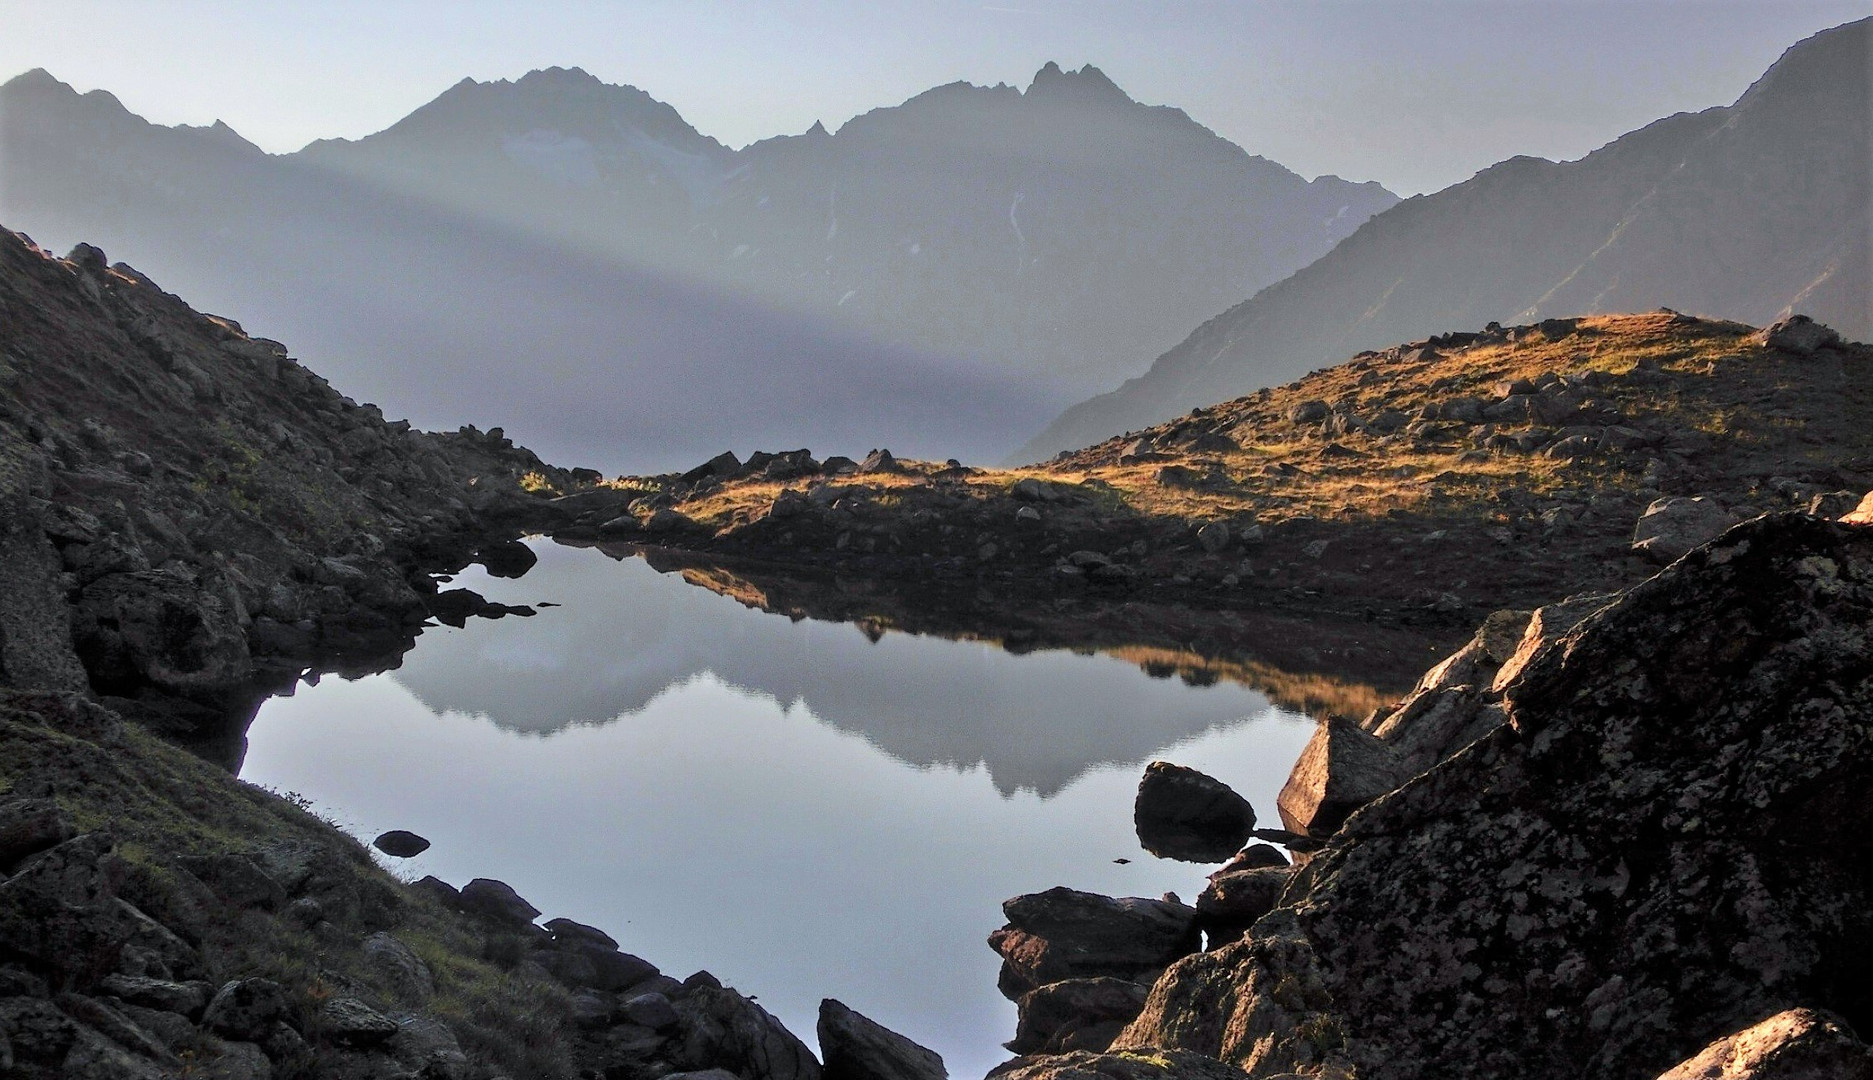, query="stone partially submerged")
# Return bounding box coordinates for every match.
[1132,762,1256,862]
[1110,512,1873,1080]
